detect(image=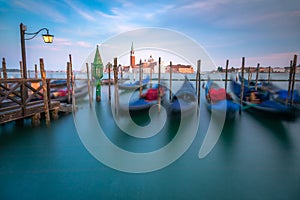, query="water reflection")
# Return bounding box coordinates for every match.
[248,113,292,151]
